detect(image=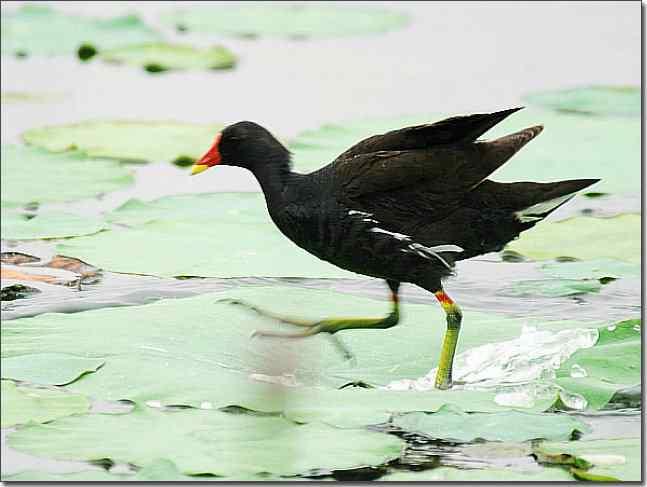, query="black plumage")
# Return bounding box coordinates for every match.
[194,108,599,388]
